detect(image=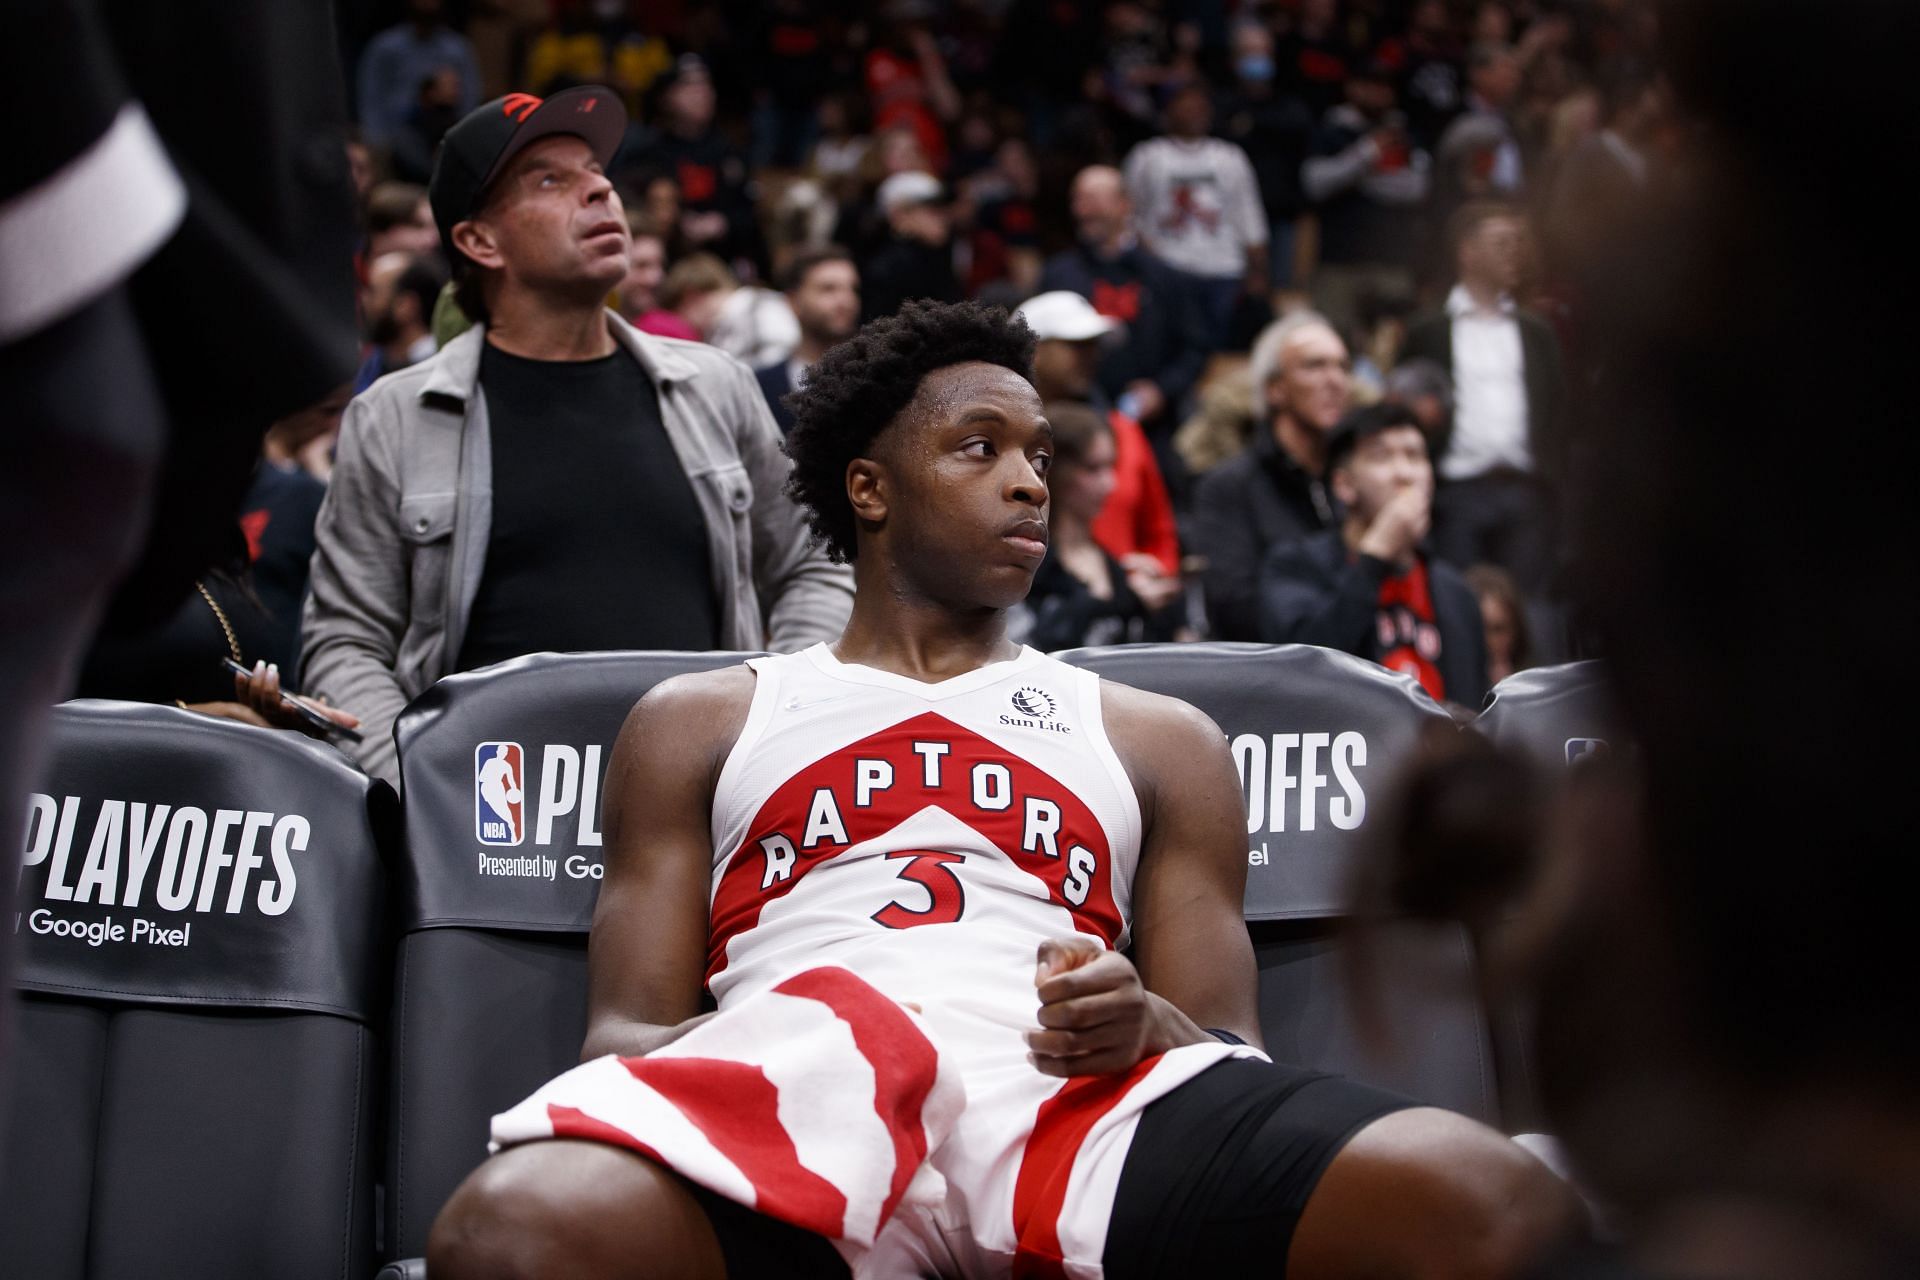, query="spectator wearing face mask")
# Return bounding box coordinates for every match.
[1217,20,1314,289]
